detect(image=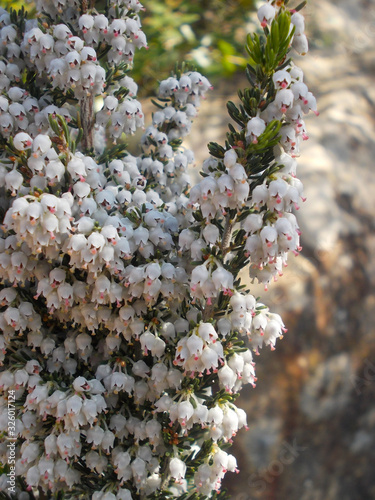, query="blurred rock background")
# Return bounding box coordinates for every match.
[184,1,375,498]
